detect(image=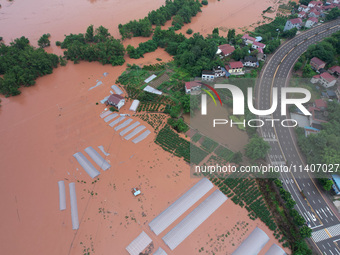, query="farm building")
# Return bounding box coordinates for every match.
[107,94,125,109]
[232,227,270,255]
